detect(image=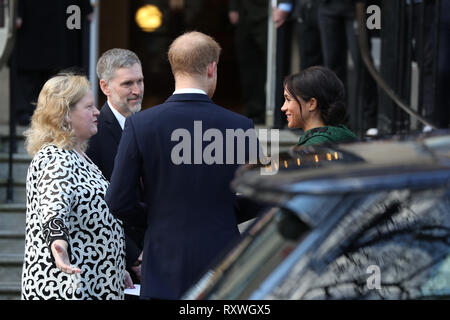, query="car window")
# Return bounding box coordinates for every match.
[263,187,450,299]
